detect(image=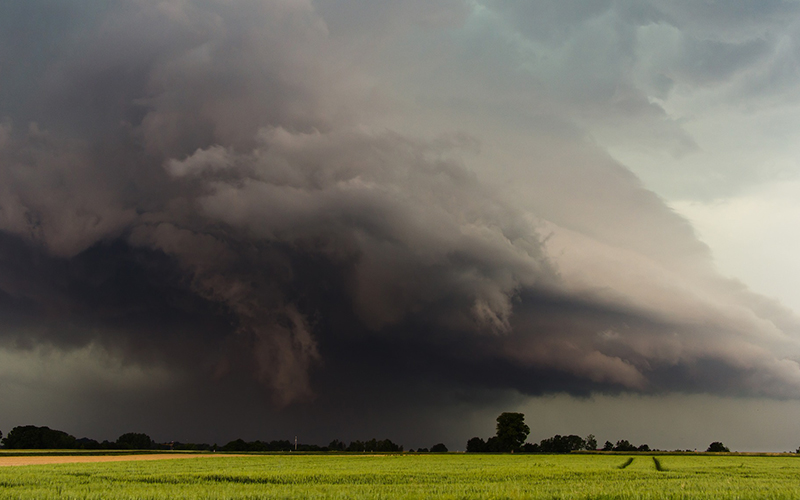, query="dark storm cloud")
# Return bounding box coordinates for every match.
[2,0,800,442]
